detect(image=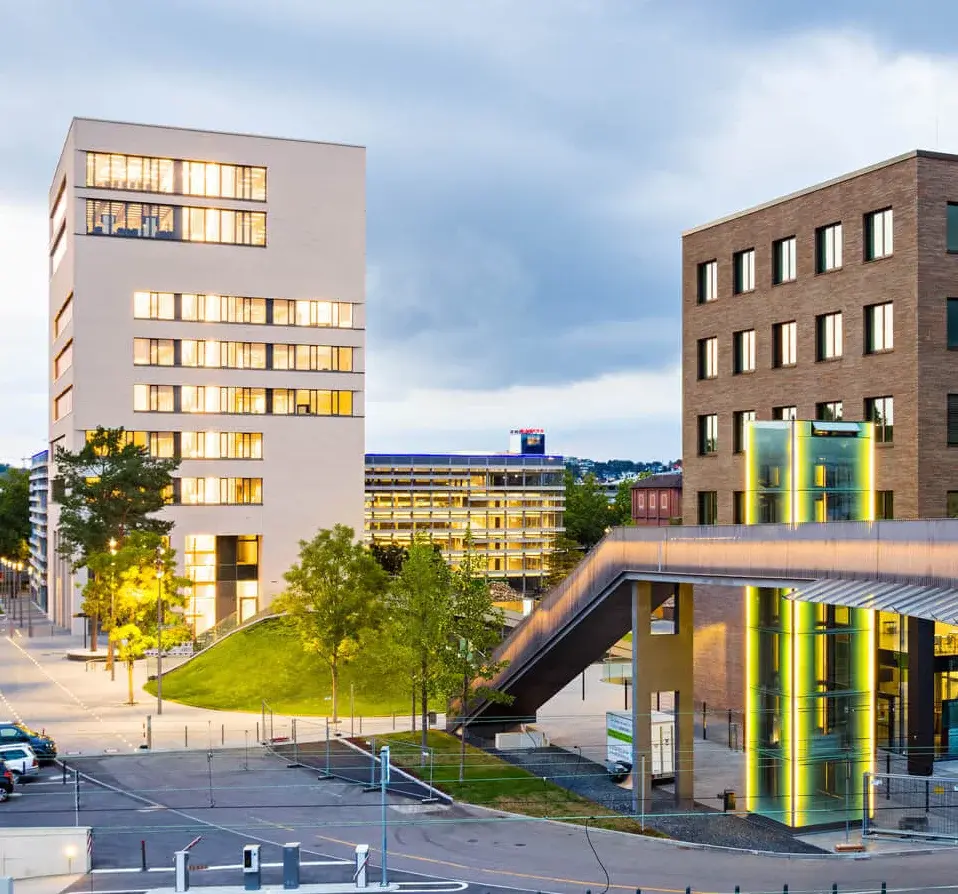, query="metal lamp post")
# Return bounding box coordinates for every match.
[20,562,30,637]
[155,553,164,716]
[108,539,117,681]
